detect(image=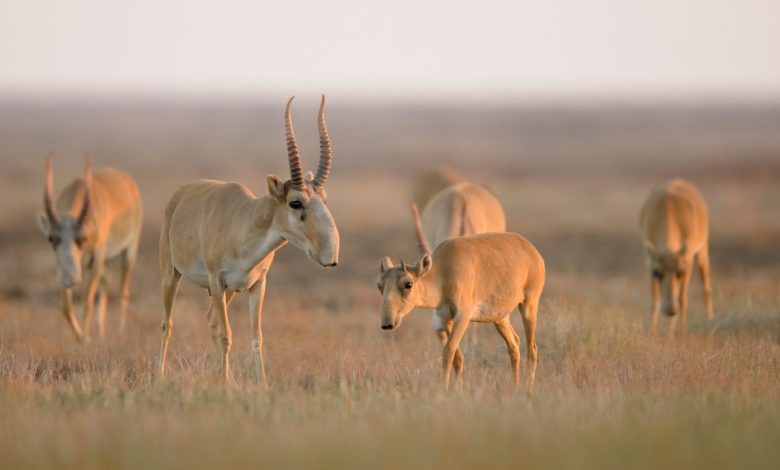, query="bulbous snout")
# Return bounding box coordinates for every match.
[309,248,339,268]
